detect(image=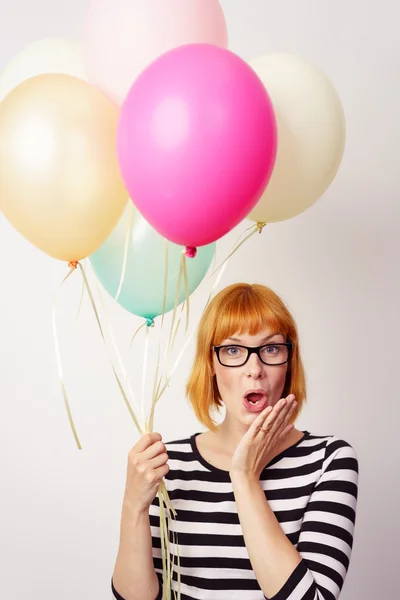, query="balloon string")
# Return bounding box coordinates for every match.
[167,251,184,355]
[147,247,185,430]
[146,246,183,599]
[141,325,150,427]
[150,256,186,426]
[158,480,178,600]
[129,320,147,350]
[182,252,190,334]
[161,239,169,329]
[86,260,143,423]
[115,203,133,303]
[147,241,169,433]
[209,221,266,279]
[52,262,83,450]
[143,223,265,598]
[154,222,268,405]
[90,264,178,596]
[76,276,85,323]
[148,254,187,426]
[149,224,264,598]
[77,262,144,434]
